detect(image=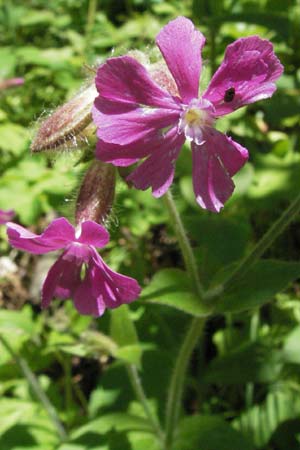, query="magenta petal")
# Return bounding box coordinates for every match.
[192,142,235,213]
[42,256,67,308]
[128,128,185,197]
[156,16,205,103]
[77,220,109,248]
[96,134,160,167]
[0,209,15,225]
[203,36,283,116]
[7,218,75,255]
[204,128,249,176]
[191,130,248,212]
[73,264,106,317]
[95,55,180,109]
[93,99,180,146]
[72,253,141,317]
[42,253,81,308]
[95,255,141,307]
